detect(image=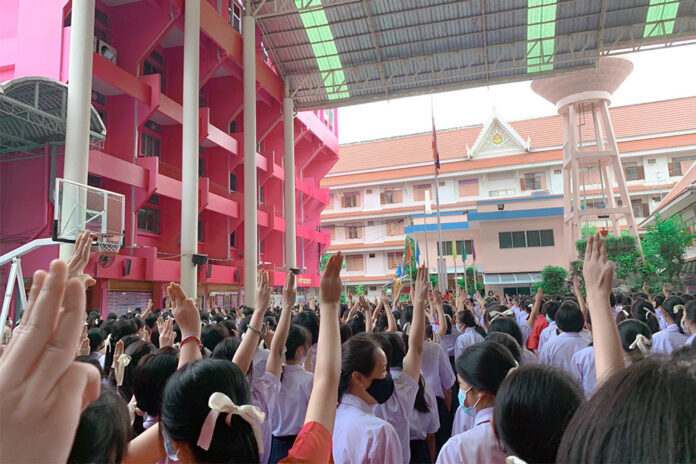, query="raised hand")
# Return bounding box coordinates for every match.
[167,283,201,338]
[256,270,271,311]
[320,252,343,305]
[414,265,430,304]
[0,260,100,463]
[157,317,175,348]
[282,271,297,309]
[583,234,614,301]
[67,231,93,279]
